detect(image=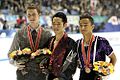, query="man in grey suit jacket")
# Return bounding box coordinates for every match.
[8,4,51,80]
